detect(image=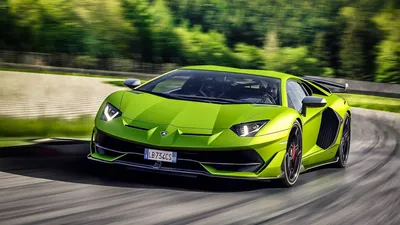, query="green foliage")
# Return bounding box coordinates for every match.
[1,0,399,83]
[78,0,133,58]
[233,43,265,69]
[322,67,335,77]
[338,7,368,80]
[338,6,381,81]
[0,116,94,137]
[374,9,400,84]
[149,0,182,61]
[175,26,235,66]
[311,32,330,68]
[265,47,324,76]
[337,93,400,113]
[122,0,153,60]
